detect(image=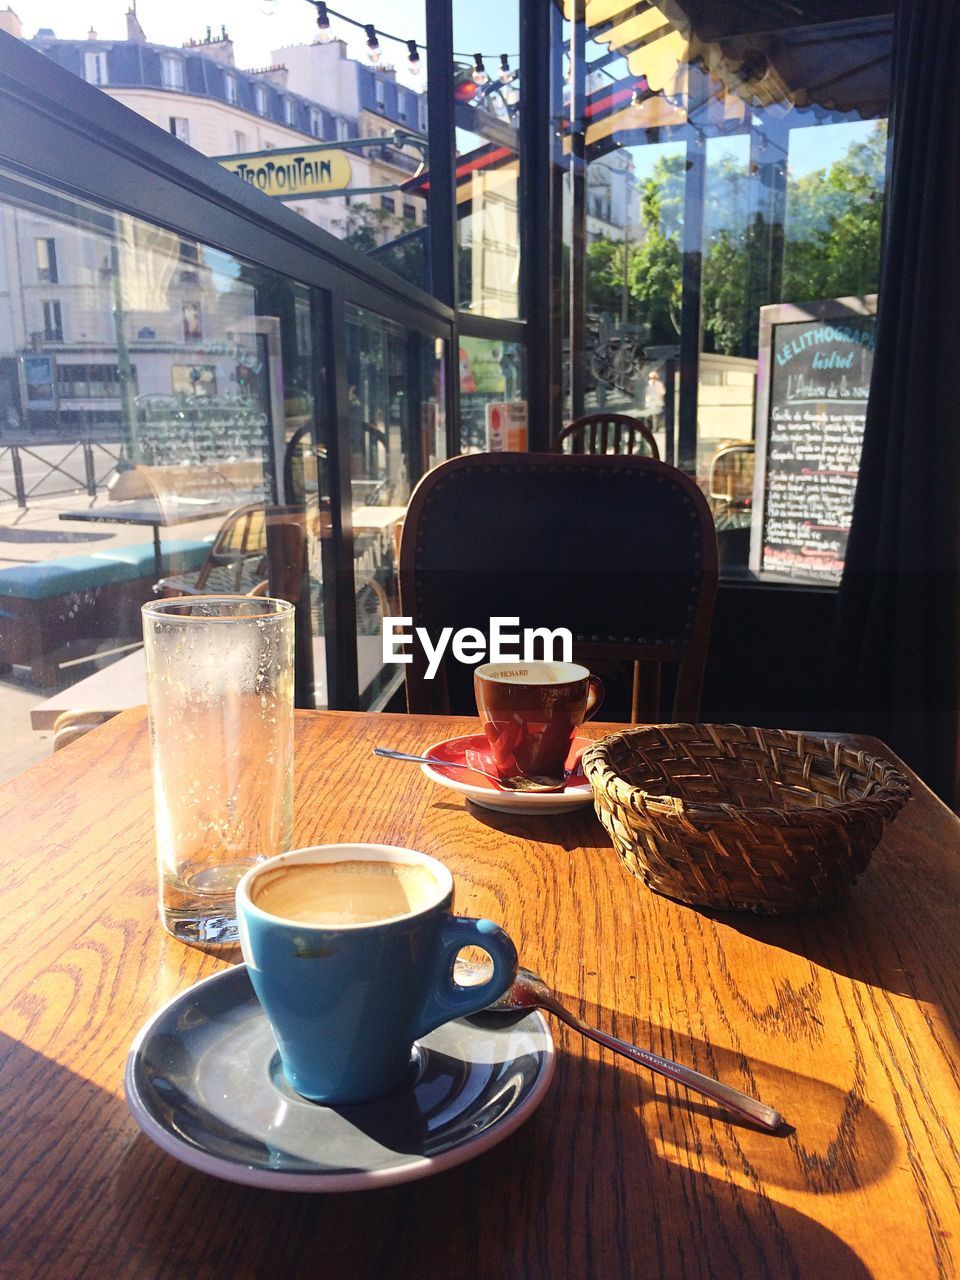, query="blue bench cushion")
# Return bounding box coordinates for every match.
[0,537,213,600]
